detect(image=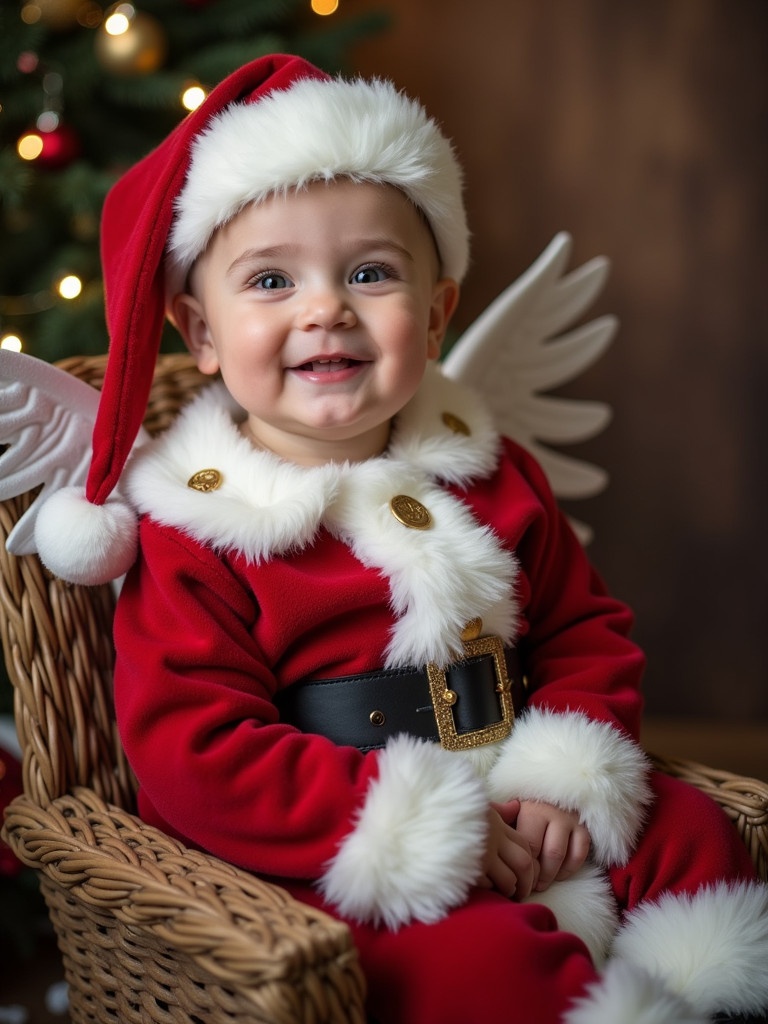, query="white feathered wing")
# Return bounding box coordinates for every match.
[442,232,616,542]
[0,349,148,558]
